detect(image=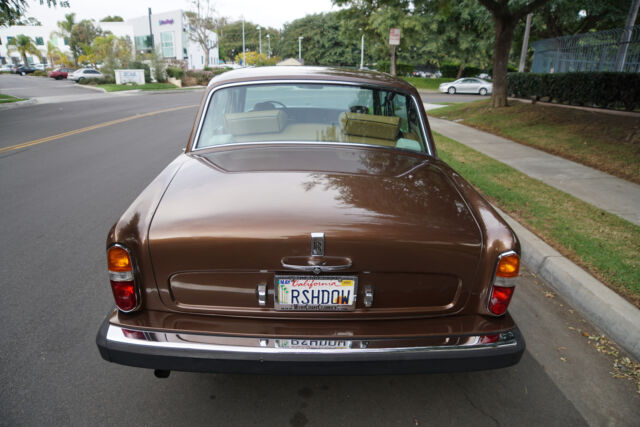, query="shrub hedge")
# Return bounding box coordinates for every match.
[440,63,491,78]
[166,66,184,79]
[77,76,116,85]
[507,72,640,111]
[183,68,231,86]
